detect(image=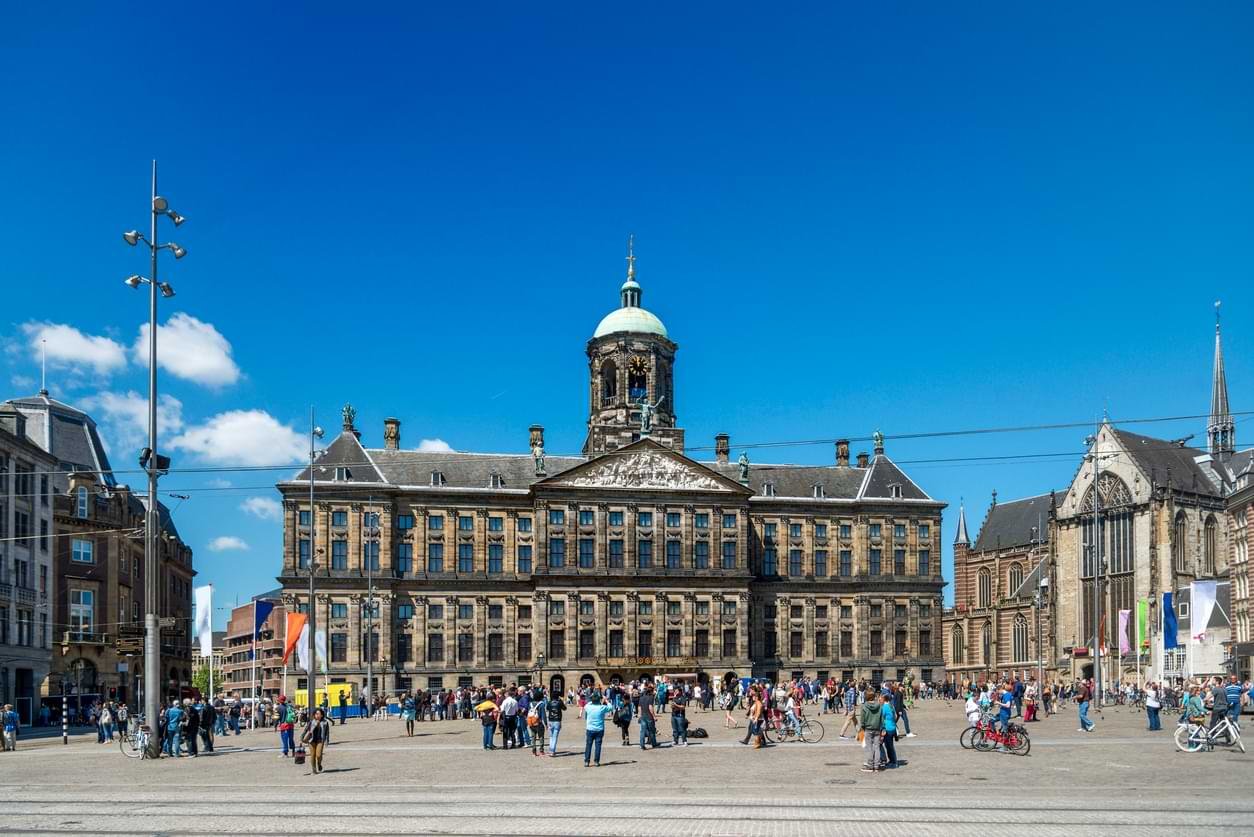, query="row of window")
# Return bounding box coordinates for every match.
[764,547,931,577]
[951,617,1030,666]
[0,605,46,647]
